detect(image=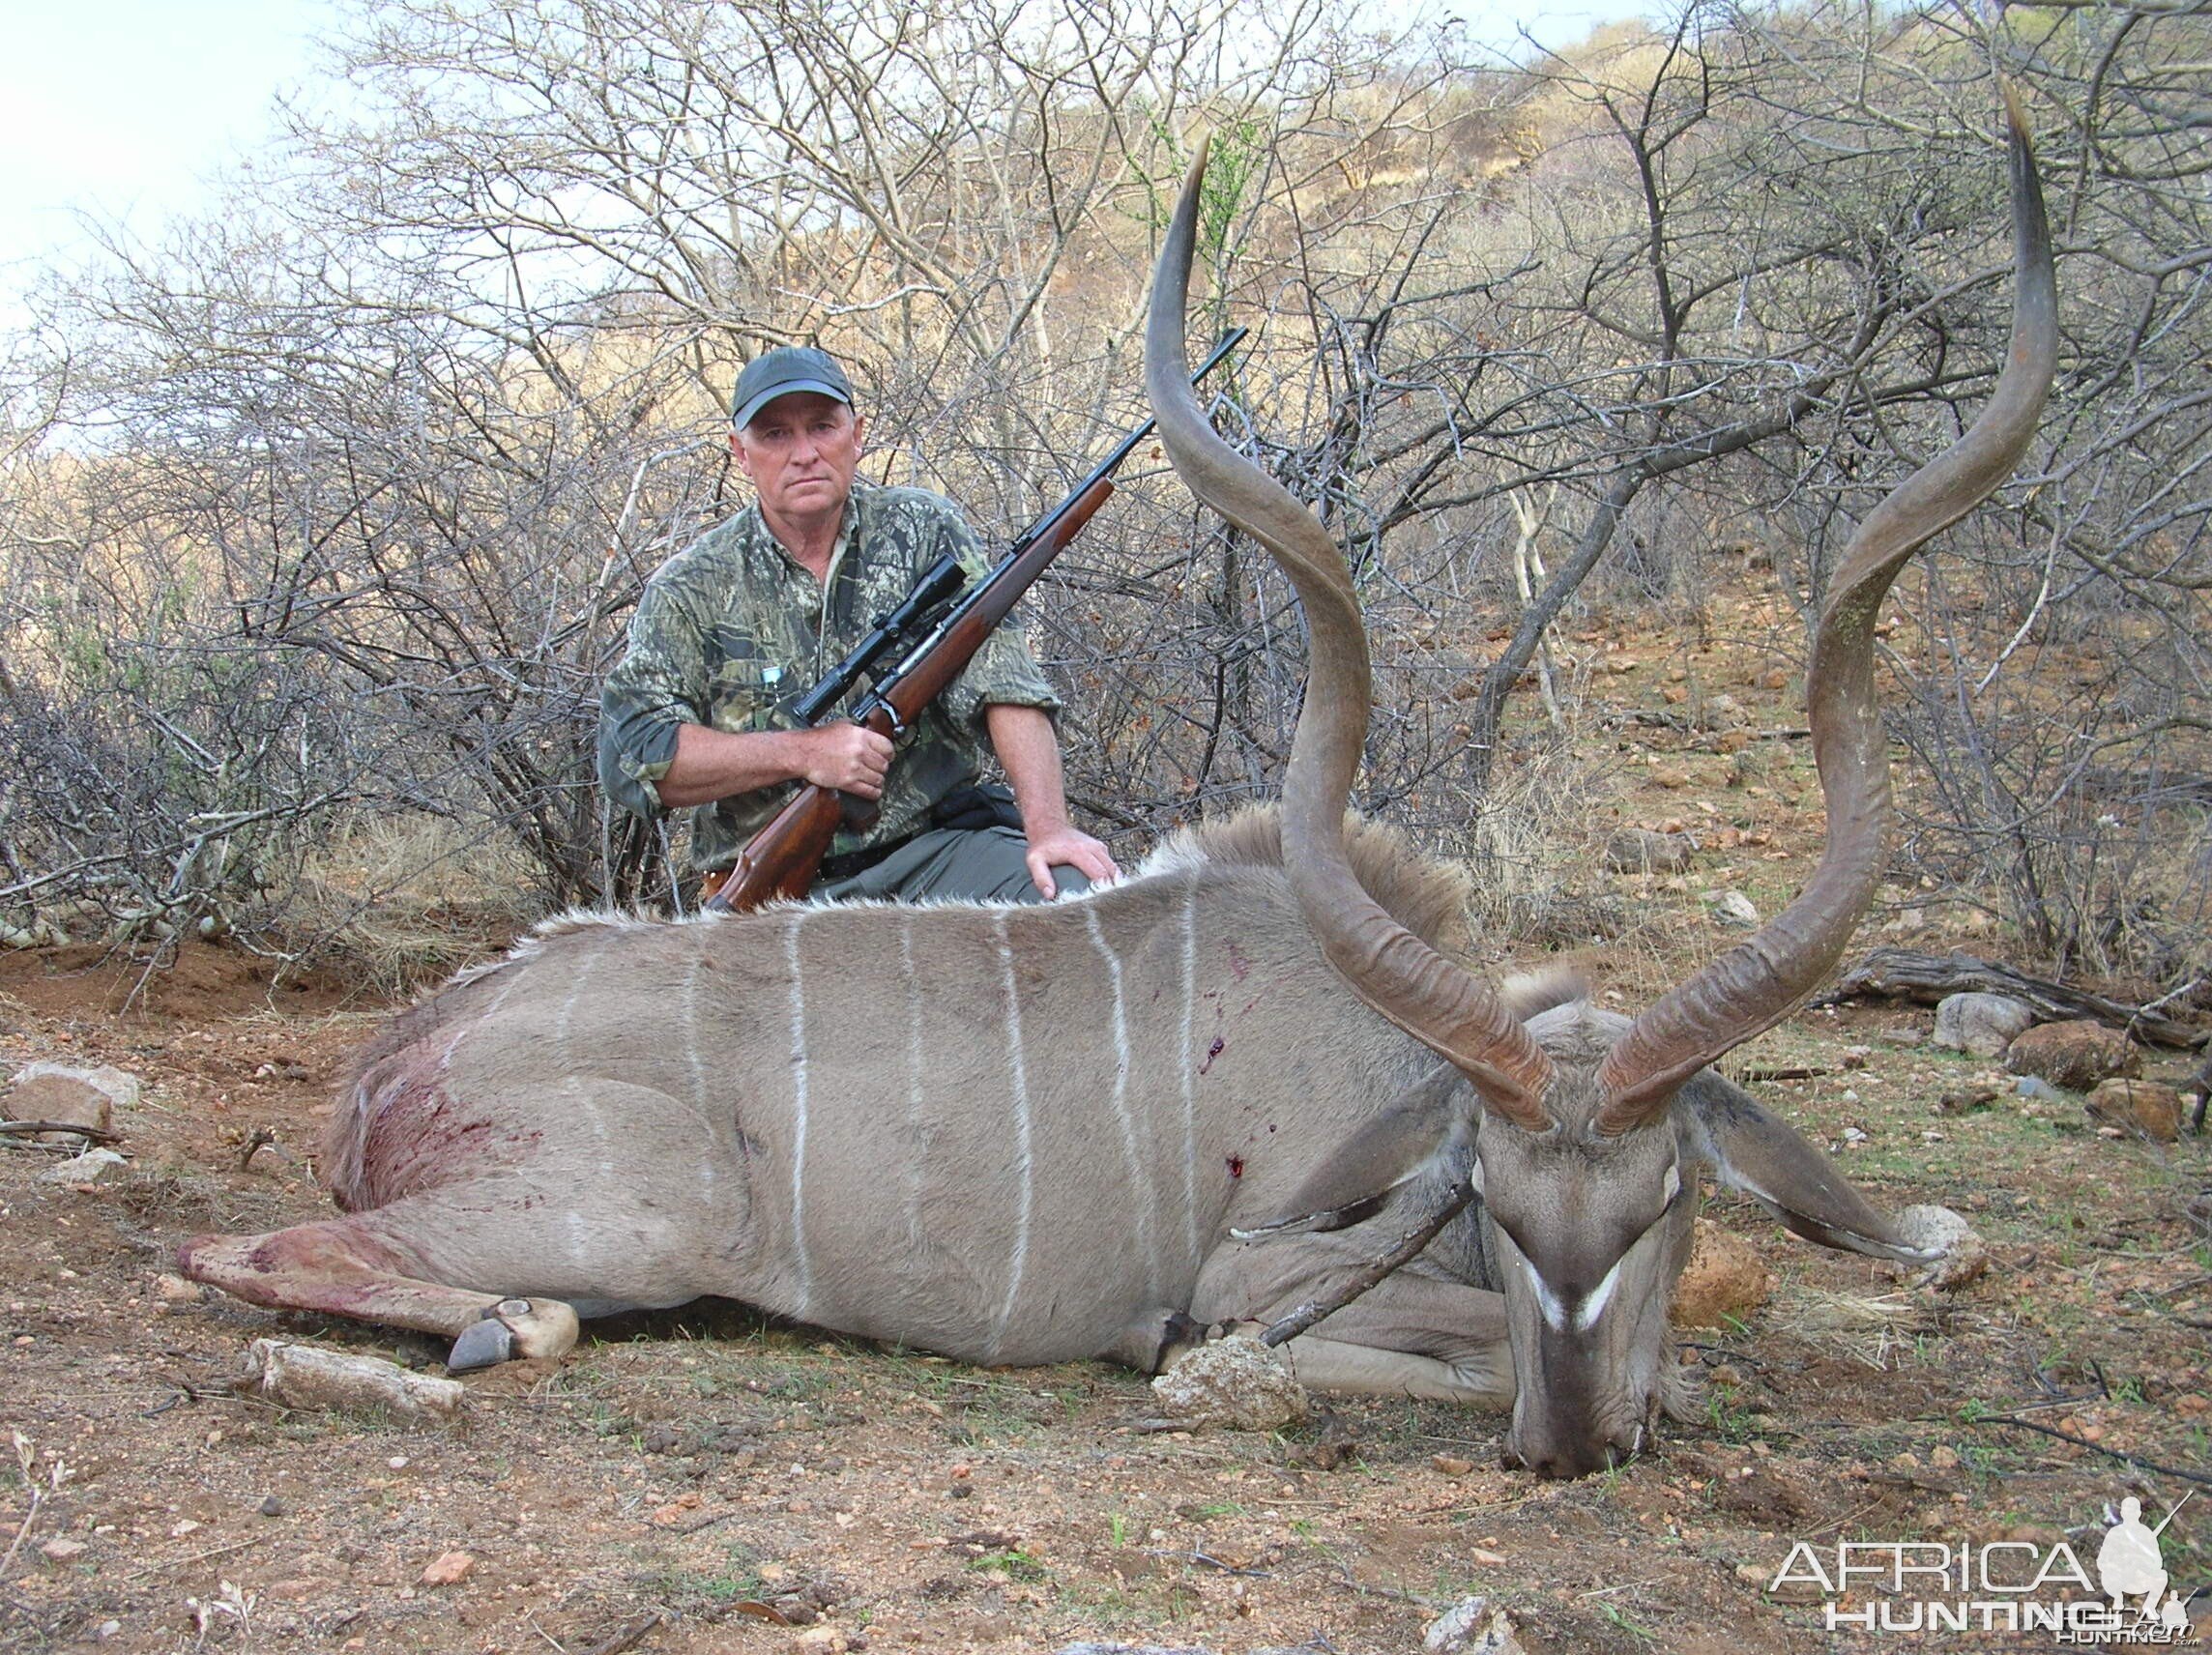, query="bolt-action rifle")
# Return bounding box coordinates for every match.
[702,329,1246,914]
